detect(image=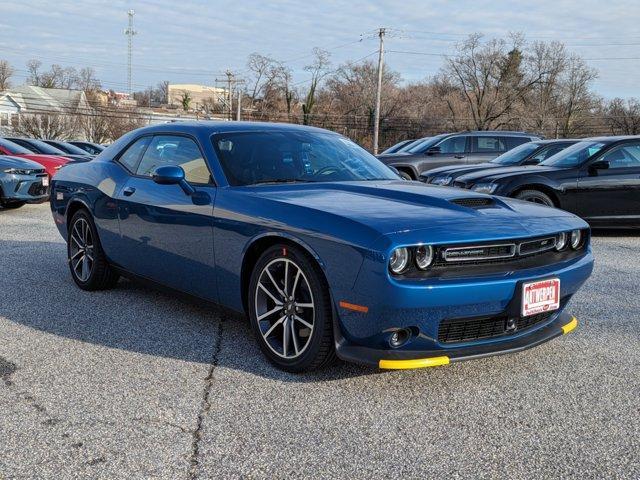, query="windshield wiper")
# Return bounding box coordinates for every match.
[250,178,316,185]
